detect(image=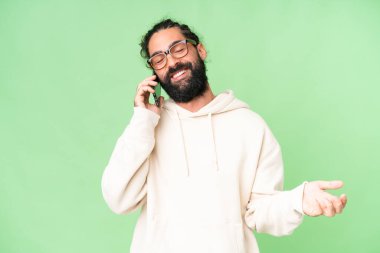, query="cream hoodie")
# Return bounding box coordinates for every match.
[101,90,306,253]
